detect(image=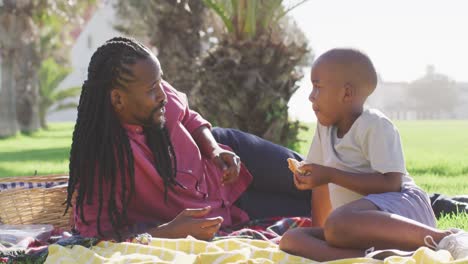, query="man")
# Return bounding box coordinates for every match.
[66,37,310,241]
